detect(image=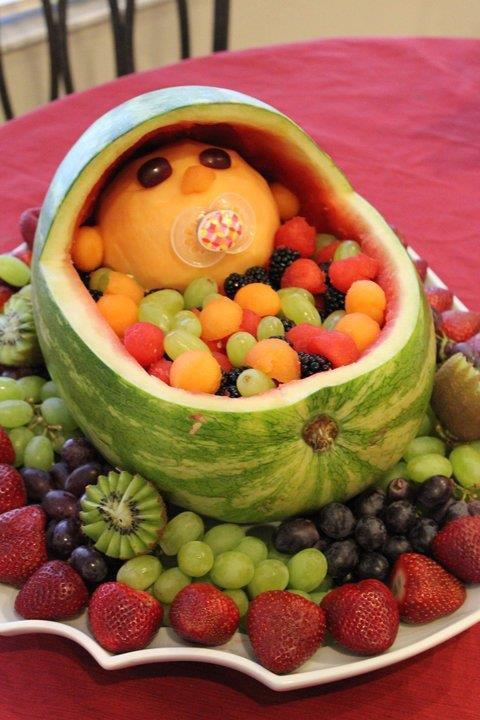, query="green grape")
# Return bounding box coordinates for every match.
[177,540,214,577]
[449,445,480,489]
[287,548,328,592]
[9,426,34,467]
[172,310,202,337]
[257,316,285,341]
[210,550,255,589]
[280,293,322,326]
[164,329,211,360]
[143,289,184,315]
[40,397,77,433]
[377,461,409,489]
[415,413,433,438]
[203,523,245,556]
[237,369,275,397]
[0,377,25,401]
[202,293,224,308]
[40,381,58,401]
[24,435,54,470]
[267,546,291,564]
[406,453,453,484]
[403,436,446,462]
[313,576,333,592]
[0,255,31,287]
[314,233,337,255]
[152,567,191,604]
[247,559,289,598]
[183,277,218,309]
[117,555,162,590]
[333,240,361,260]
[322,310,346,330]
[226,332,257,367]
[0,399,34,428]
[309,590,328,604]
[277,287,315,305]
[159,511,204,555]
[288,589,311,600]
[224,589,249,617]
[236,537,268,565]
[138,299,172,332]
[470,440,480,454]
[16,376,46,403]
